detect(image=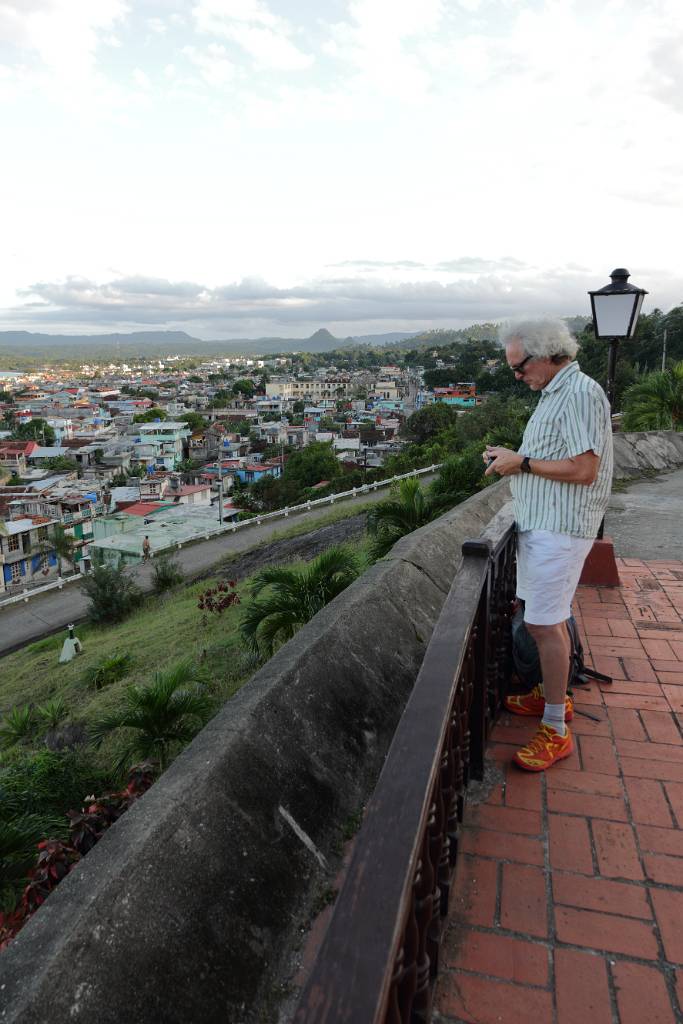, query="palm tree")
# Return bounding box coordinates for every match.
[91,661,212,772]
[366,477,440,560]
[240,545,361,657]
[621,362,683,431]
[34,524,77,577]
